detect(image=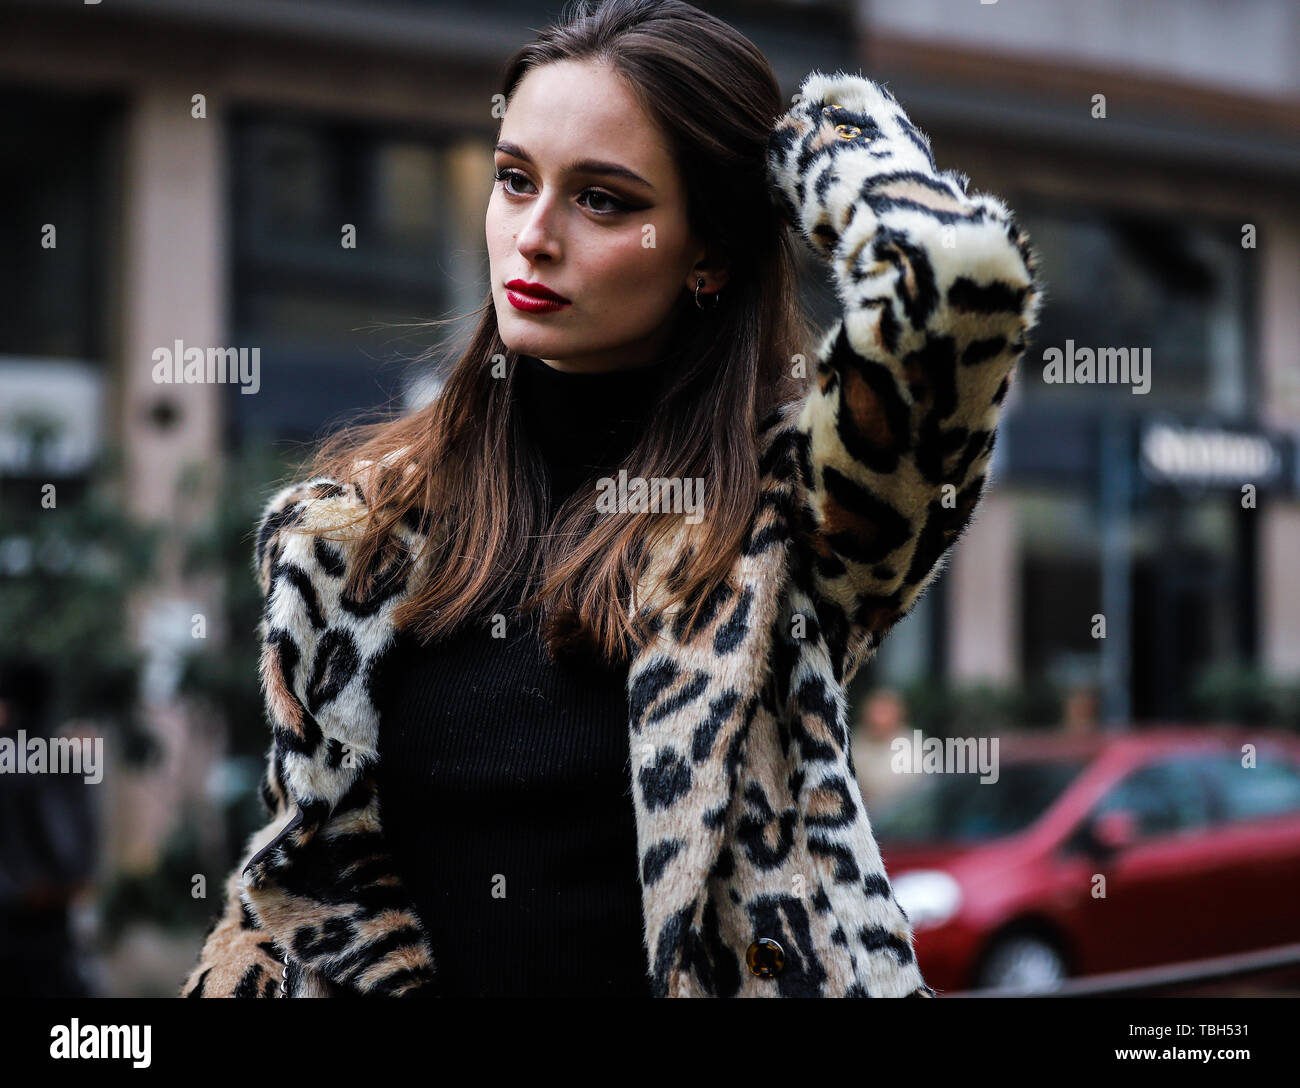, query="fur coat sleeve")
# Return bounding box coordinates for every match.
[767,70,1043,685]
